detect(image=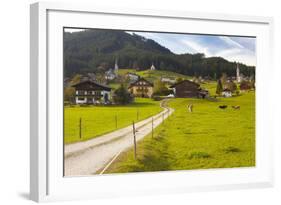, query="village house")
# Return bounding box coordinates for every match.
[222,88,232,97]
[240,80,252,91]
[126,72,140,83]
[72,80,112,104]
[170,80,209,98]
[128,78,154,98]
[198,88,210,99]
[105,69,116,80]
